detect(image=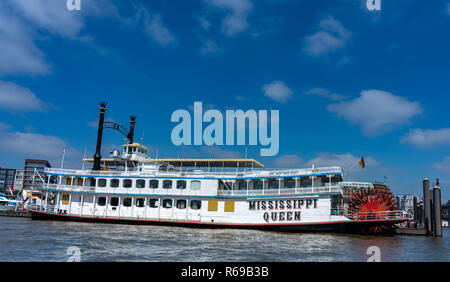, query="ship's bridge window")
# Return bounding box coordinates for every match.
[149,199,159,208]
[111,179,119,188]
[98,197,106,206]
[176,199,186,209]
[162,199,173,208]
[190,200,201,210]
[123,198,132,207]
[149,180,159,189]
[136,179,145,188]
[163,180,172,189]
[176,180,186,189]
[190,180,201,190]
[98,179,107,188]
[136,198,145,207]
[123,179,132,188]
[110,197,119,207]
